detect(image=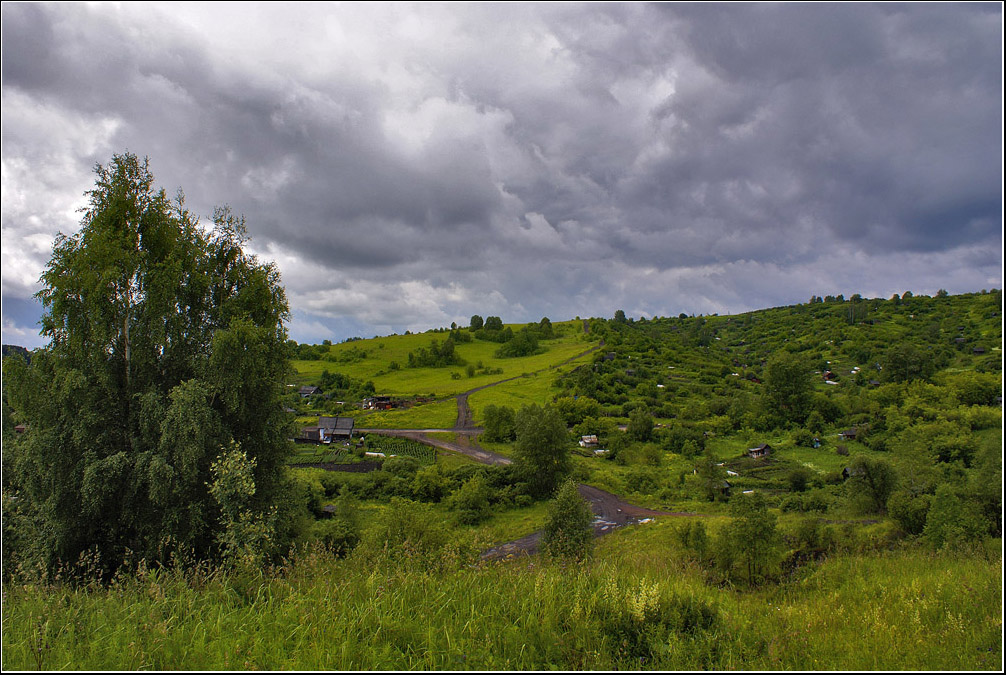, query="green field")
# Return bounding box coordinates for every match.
[357,398,460,429]
[291,321,597,396]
